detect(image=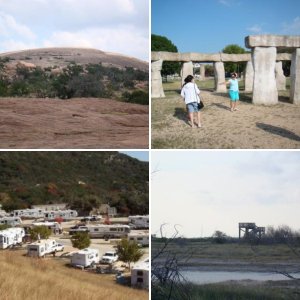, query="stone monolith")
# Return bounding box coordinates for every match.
[244,60,254,92]
[151,60,165,98]
[200,64,205,79]
[181,61,194,86]
[290,48,300,104]
[214,62,226,92]
[275,61,286,90]
[252,47,278,104]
